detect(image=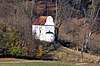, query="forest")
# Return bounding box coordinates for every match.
[0,0,100,61]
